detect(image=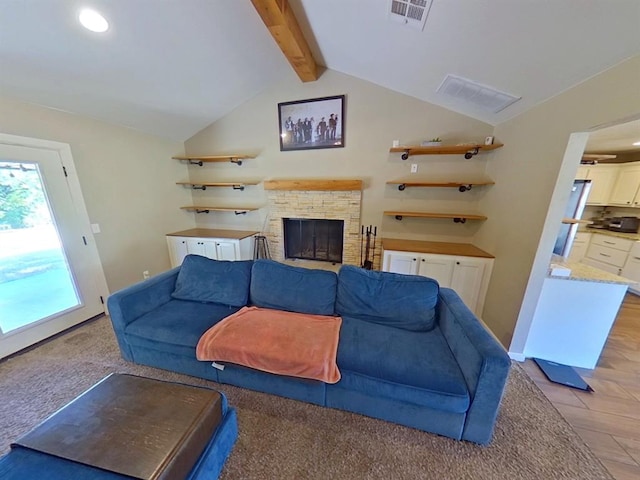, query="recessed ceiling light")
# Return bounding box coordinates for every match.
[633,141,640,146]
[79,9,109,33]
